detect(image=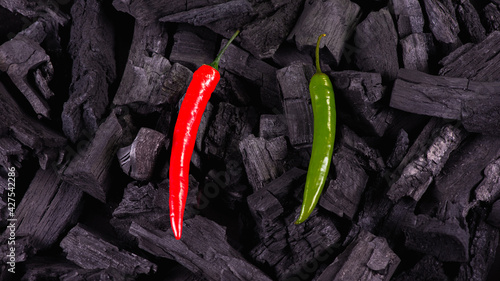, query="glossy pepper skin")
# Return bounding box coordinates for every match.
[170,30,240,240]
[296,34,336,224]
